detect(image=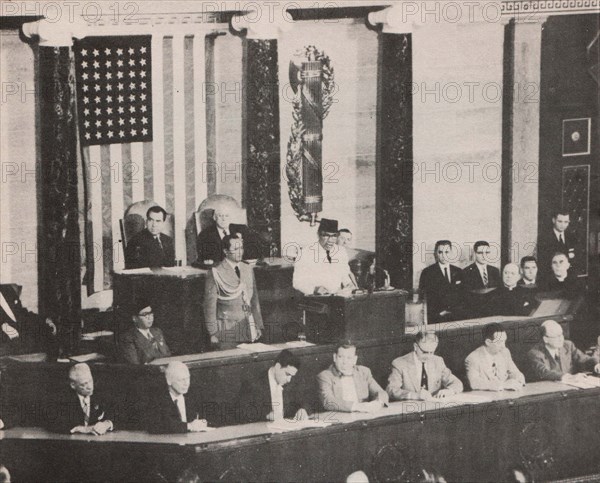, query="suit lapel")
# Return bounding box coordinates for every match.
[406,355,420,392]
